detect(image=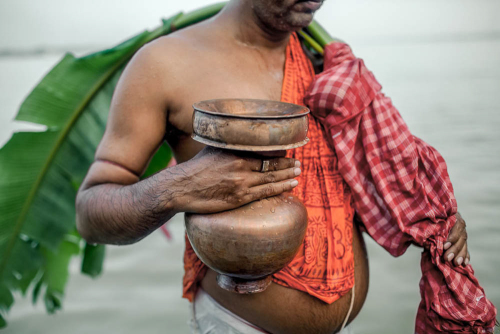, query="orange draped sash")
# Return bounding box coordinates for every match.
[182,33,355,304]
